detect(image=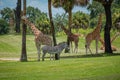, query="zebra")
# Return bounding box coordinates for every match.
[41,42,68,61]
